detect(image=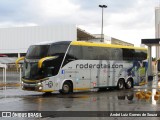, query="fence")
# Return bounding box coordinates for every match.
[0,63,20,84]
[0,63,7,83]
